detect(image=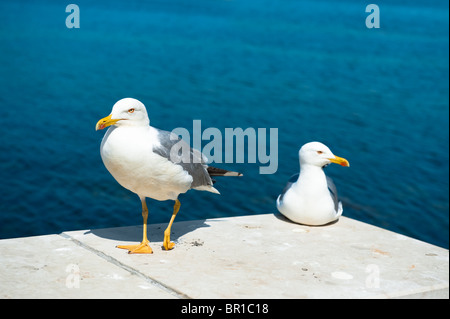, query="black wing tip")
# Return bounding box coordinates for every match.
[207,166,243,177]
